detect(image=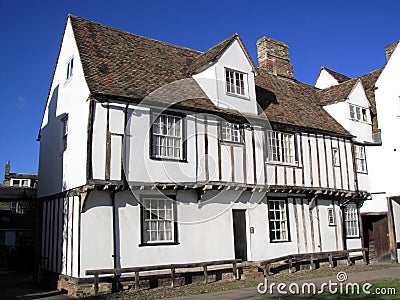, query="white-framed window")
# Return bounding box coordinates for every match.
[142,197,175,244]
[62,115,68,152]
[354,145,367,173]
[332,147,340,167]
[267,131,296,165]
[345,204,359,238]
[66,57,74,81]
[349,104,368,122]
[268,199,289,242]
[220,121,243,143]
[10,179,30,187]
[225,69,246,96]
[328,207,336,226]
[151,114,183,160]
